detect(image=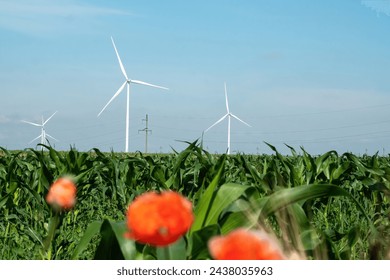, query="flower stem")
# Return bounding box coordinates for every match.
[156,245,172,260]
[162,246,171,260]
[43,212,60,260]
